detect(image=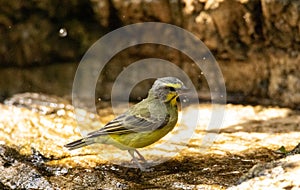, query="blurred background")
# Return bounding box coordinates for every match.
[0,0,299,108]
[1,1,300,189]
